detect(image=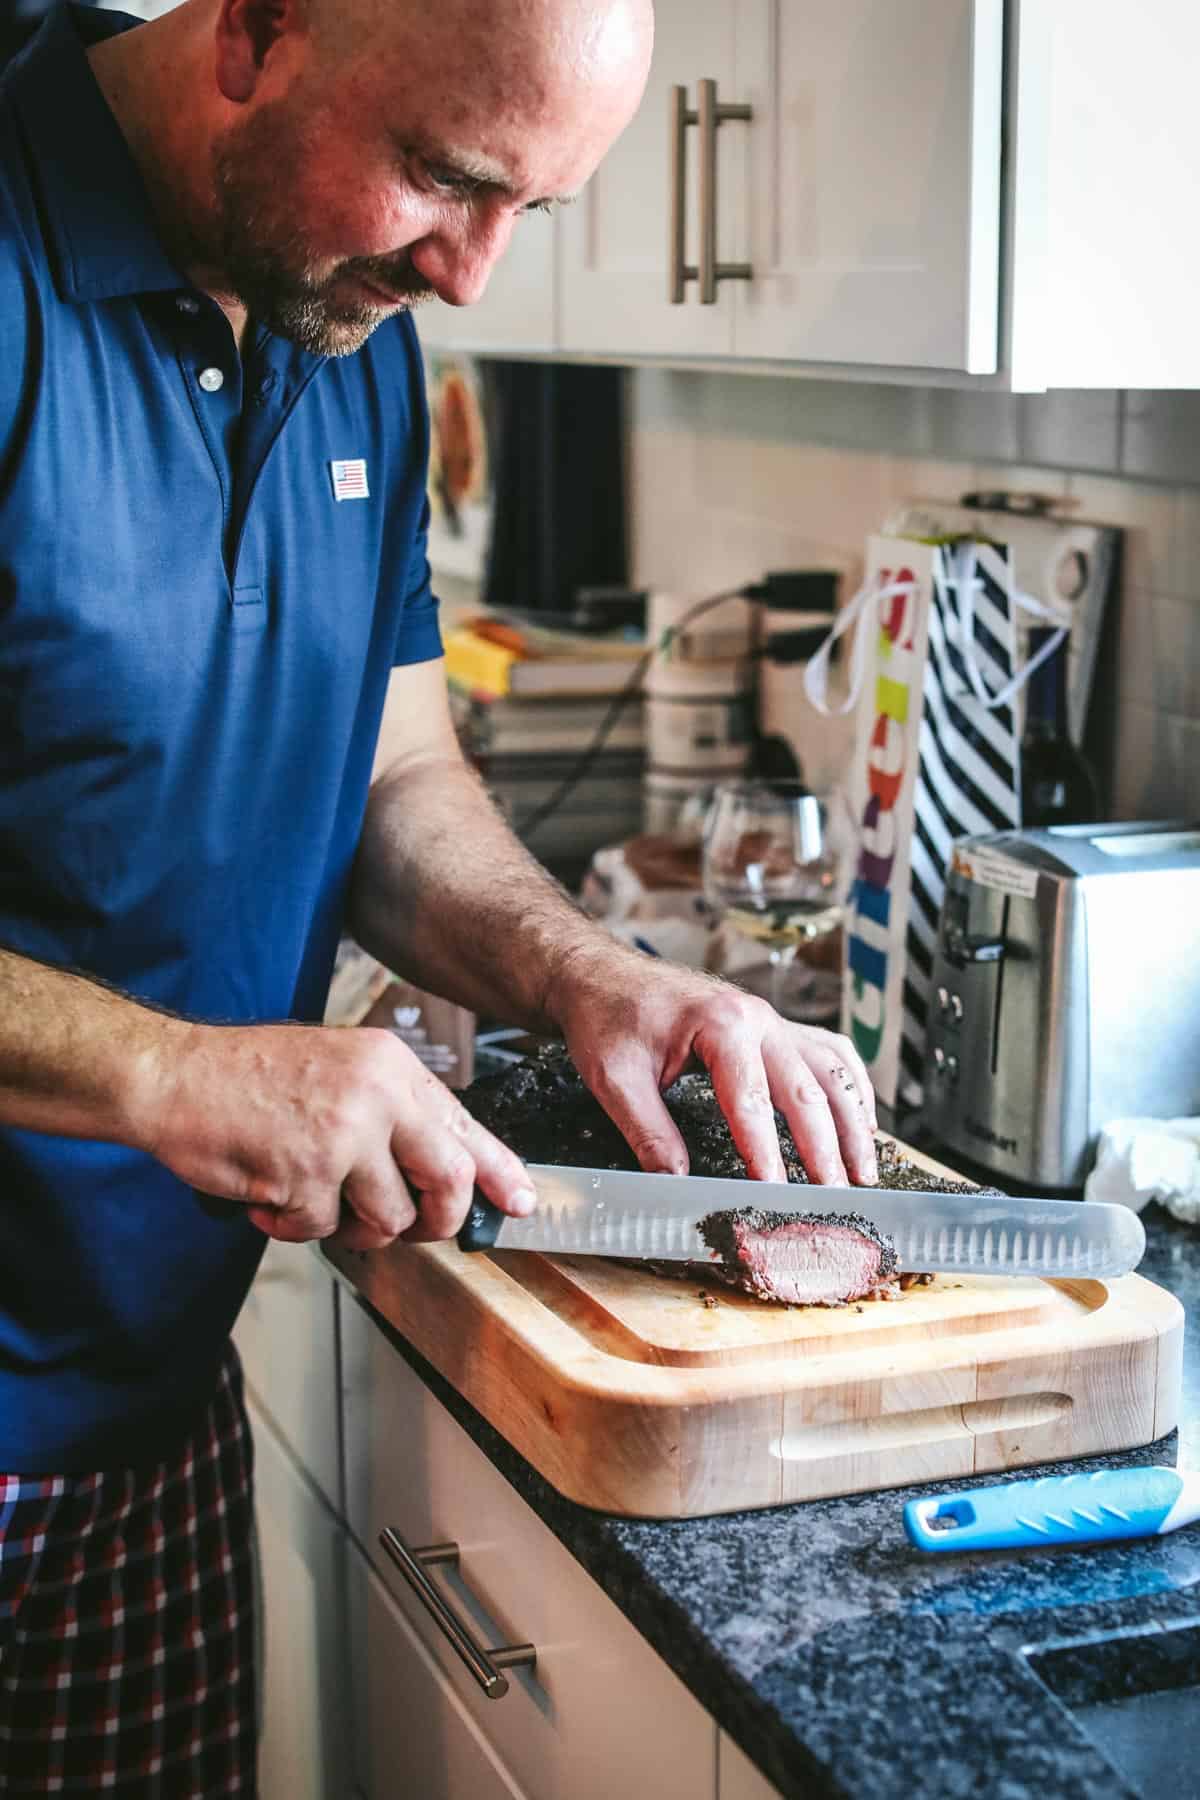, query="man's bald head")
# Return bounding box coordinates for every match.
[309,0,652,95]
[188,0,652,351]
